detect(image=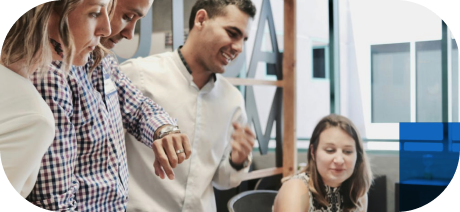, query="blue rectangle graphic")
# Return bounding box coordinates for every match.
[452,143,460,152]
[399,122,458,211]
[403,142,443,152]
[451,123,460,141]
[400,123,444,141]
